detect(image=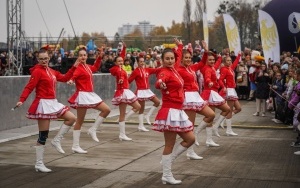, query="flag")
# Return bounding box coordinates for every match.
[223,14,241,56]
[289,12,300,34]
[258,10,280,63]
[203,12,209,45]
